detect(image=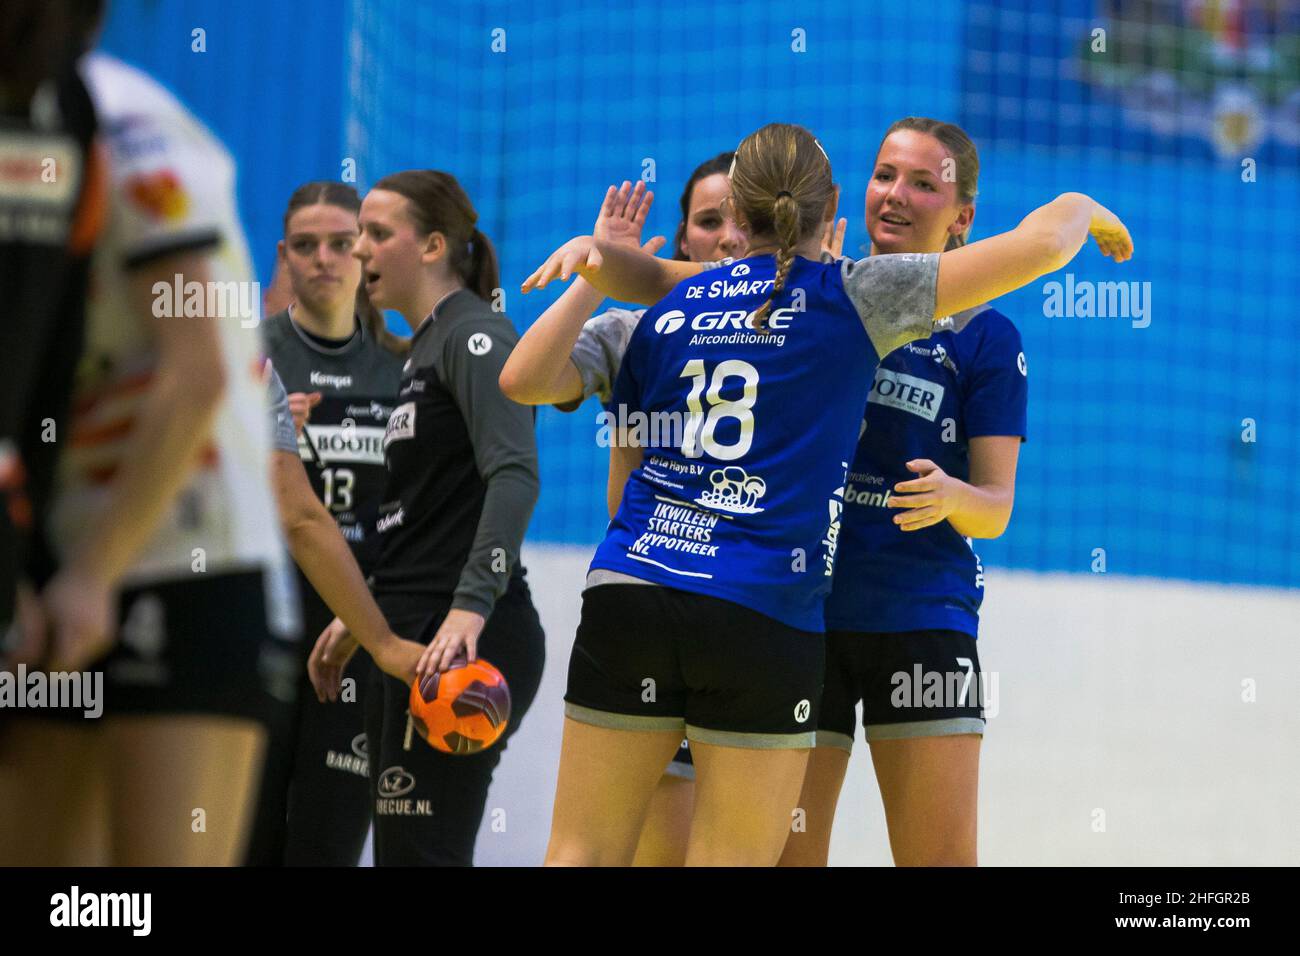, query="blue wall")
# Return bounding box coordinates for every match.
[99,0,1300,588]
